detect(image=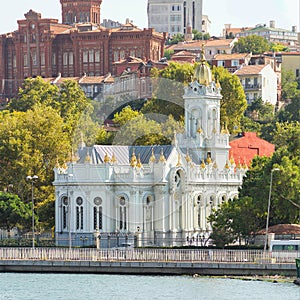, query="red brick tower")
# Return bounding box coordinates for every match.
[60,0,102,25]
